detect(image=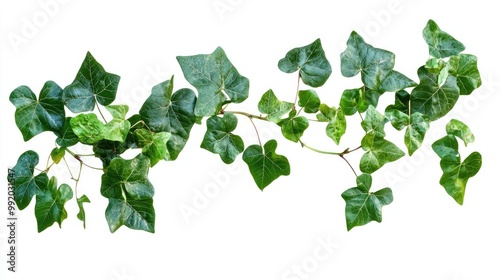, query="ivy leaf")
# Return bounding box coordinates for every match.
[405,113,430,155]
[258,89,293,123]
[134,129,171,167]
[360,133,405,174]
[432,135,459,158]
[278,38,332,87]
[423,20,465,59]
[201,113,244,164]
[410,66,460,121]
[341,31,395,90]
[385,109,409,131]
[62,52,120,113]
[379,70,417,93]
[35,177,73,232]
[93,140,128,169]
[340,88,380,115]
[101,155,155,233]
[10,81,65,141]
[76,195,91,229]
[50,147,65,164]
[103,105,131,143]
[341,173,393,231]
[446,119,475,146]
[439,152,482,205]
[139,78,197,160]
[449,54,482,95]
[316,104,346,145]
[56,117,79,147]
[278,116,309,143]
[243,140,290,190]
[70,113,106,145]
[177,47,249,116]
[9,151,49,210]
[361,105,387,137]
[298,90,321,113]
[385,90,410,115]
